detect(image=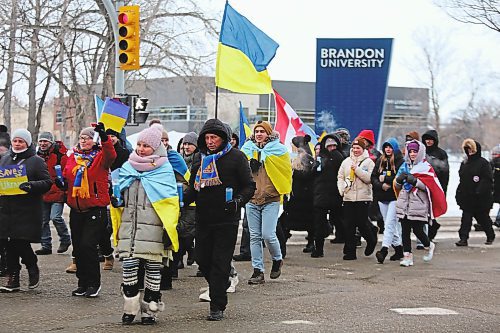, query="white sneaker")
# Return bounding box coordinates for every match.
[400,252,414,267]
[227,274,239,293]
[199,288,210,302]
[423,242,435,262]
